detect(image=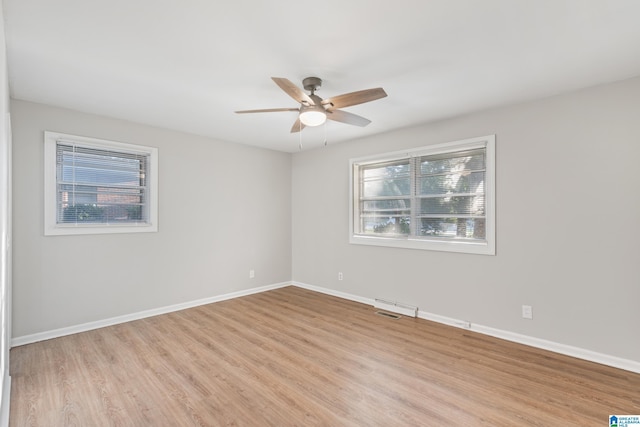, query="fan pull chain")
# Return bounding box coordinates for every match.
[299,119,303,151]
[324,120,327,146]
